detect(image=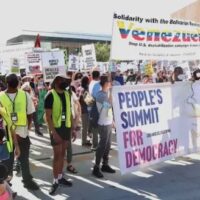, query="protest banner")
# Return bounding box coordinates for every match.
[82,44,97,70]
[181,62,192,80]
[68,55,80,71]
[26,52,42,74]
[0,43,33,74]
[41,51,66,82]
[10,58,20,74]
[97,62,109,73]
[112,81,200,174]
[111,13,200,61]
